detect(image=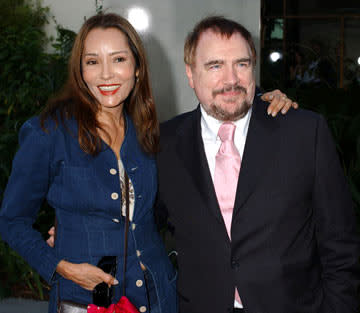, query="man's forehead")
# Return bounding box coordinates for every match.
[200,28,234,38]
[195,30,251,60]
